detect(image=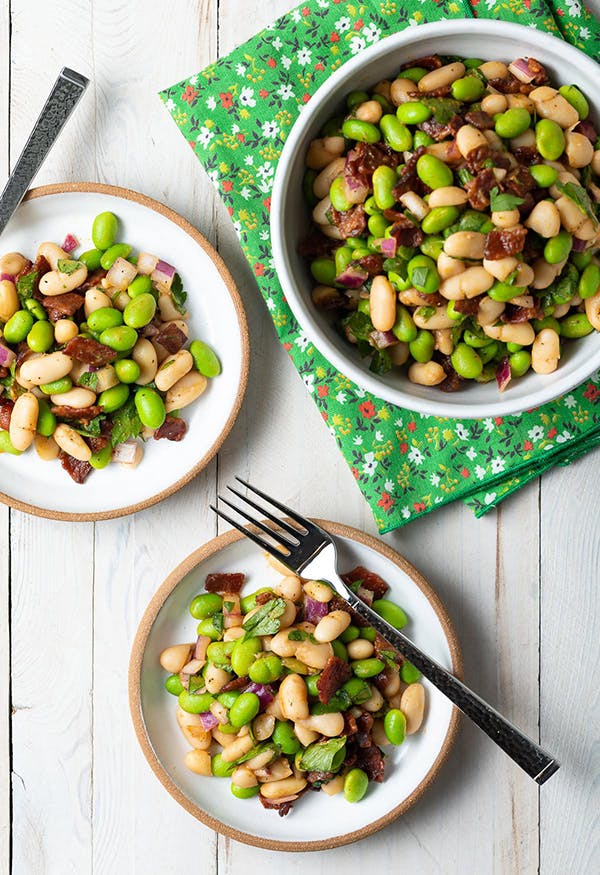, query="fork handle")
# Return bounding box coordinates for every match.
[341,586,559,785]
